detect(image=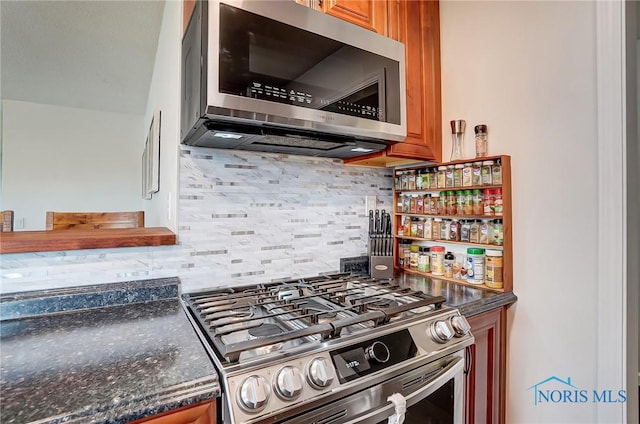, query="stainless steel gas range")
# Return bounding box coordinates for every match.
[181,273,473,424]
